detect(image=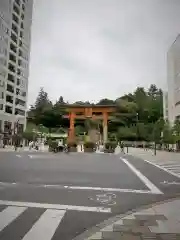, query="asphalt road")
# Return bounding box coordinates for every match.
[0,151,180,240]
